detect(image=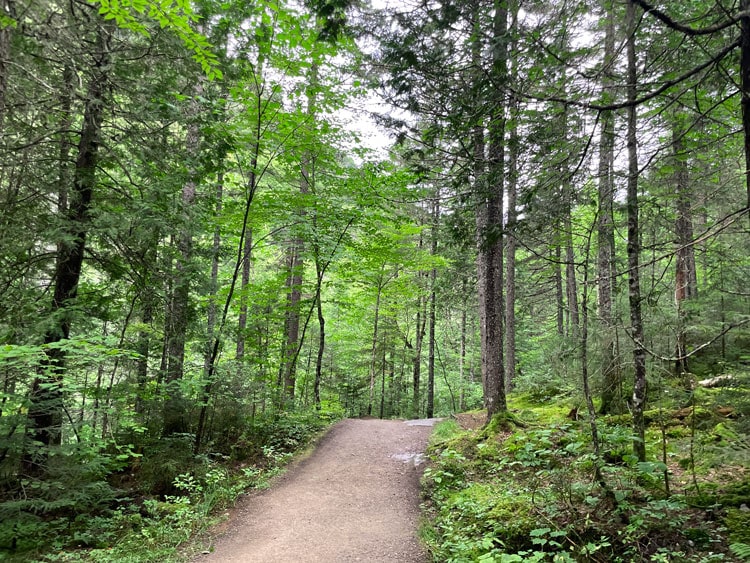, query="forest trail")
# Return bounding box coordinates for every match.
[194,418,439,563]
